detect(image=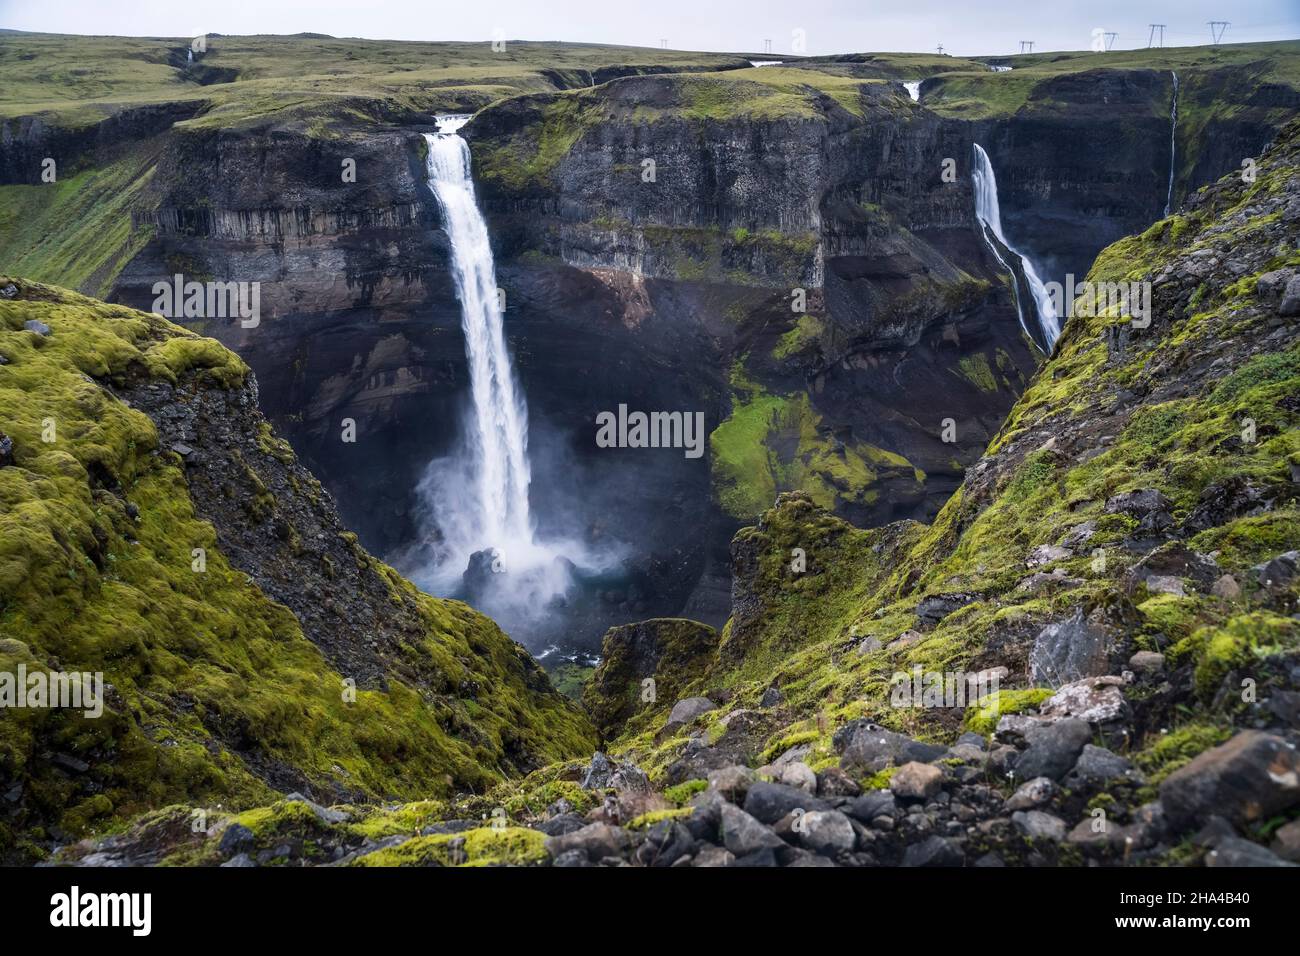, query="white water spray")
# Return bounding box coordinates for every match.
[971,143,1061,350]
[423,127,536,561]
[904,81,922,102]
[1164,71,1179,217]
